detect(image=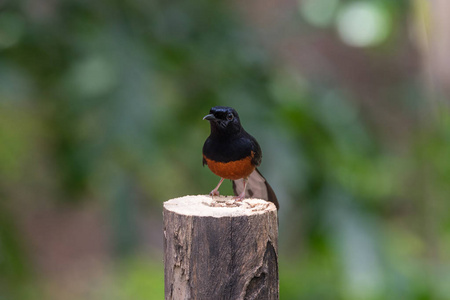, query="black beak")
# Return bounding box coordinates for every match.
[203,114,216,121]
